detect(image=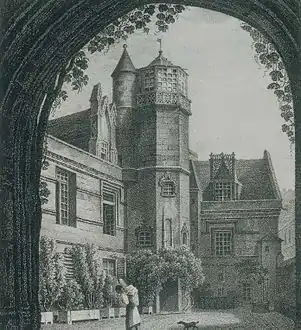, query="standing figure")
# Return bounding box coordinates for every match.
[117,279,141,330]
